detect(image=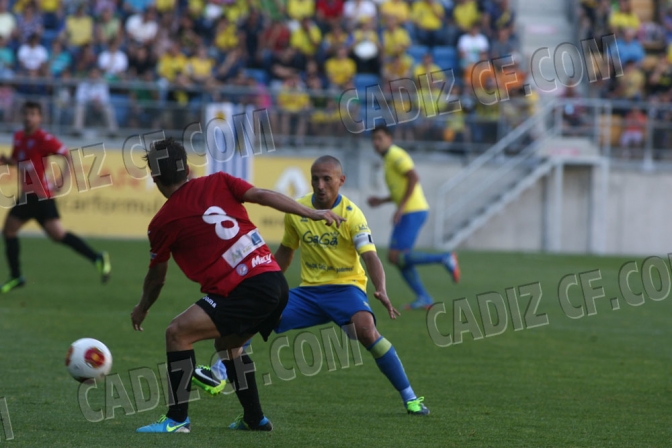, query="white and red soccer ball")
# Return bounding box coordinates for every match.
[65,338,112,382]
